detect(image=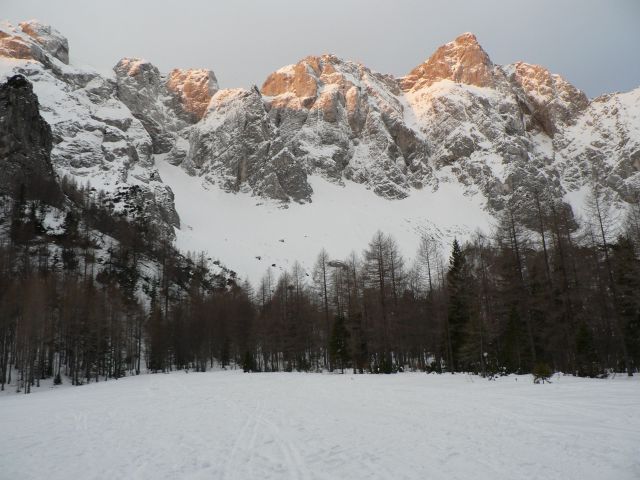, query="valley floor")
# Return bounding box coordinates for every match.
[1,371,639,480]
